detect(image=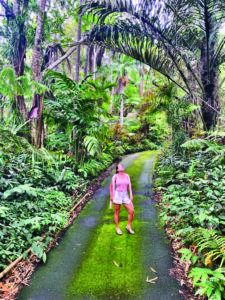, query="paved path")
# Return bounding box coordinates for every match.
[19,151,182,300]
